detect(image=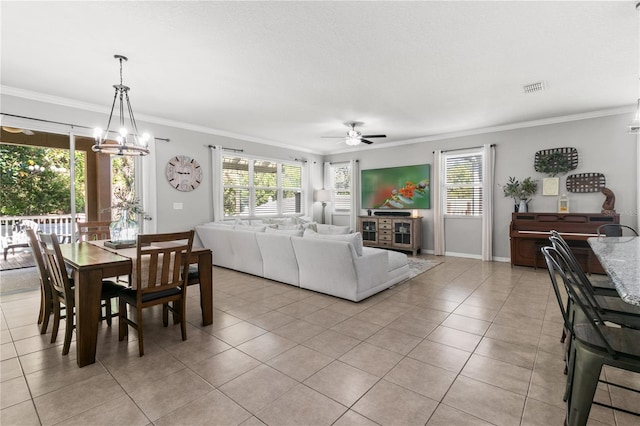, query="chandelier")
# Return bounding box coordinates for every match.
[92,55,150,156]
